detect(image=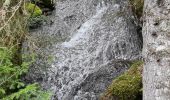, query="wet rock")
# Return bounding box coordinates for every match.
[25,0,142,100]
